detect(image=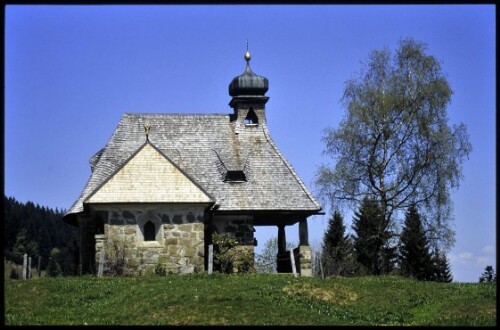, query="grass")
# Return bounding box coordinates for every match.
[4,273,496,326]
